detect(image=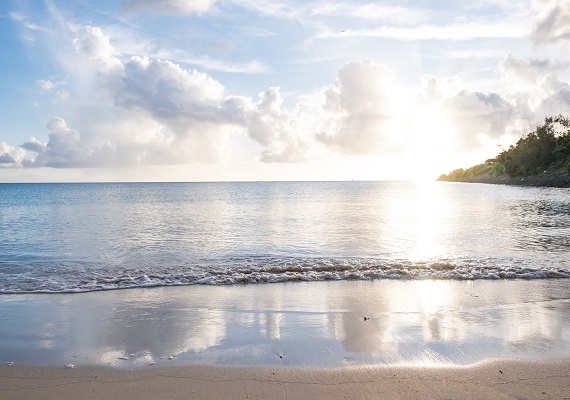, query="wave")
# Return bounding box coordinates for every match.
[1,257,569,294]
